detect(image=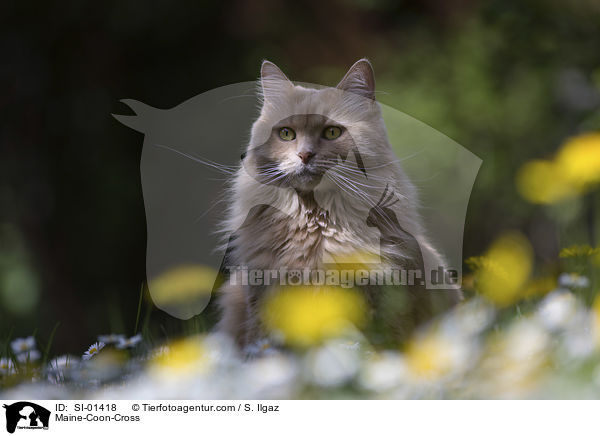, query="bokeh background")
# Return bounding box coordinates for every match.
[2,0,600,355]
